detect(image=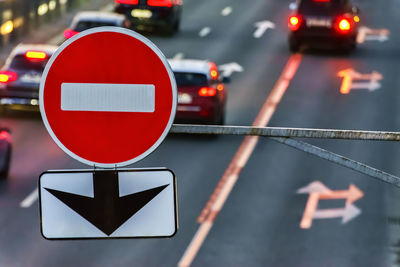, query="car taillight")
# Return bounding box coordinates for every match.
[64,28,79,39]
[335,17,352,33]
[288,15,301,31]
[115,0,139,4]
[147,0,173,7]
[25,51,47,60]
[0,130,10,142]
[198,87,217,97]
[0,71,17,84]
[209,62,219,80]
